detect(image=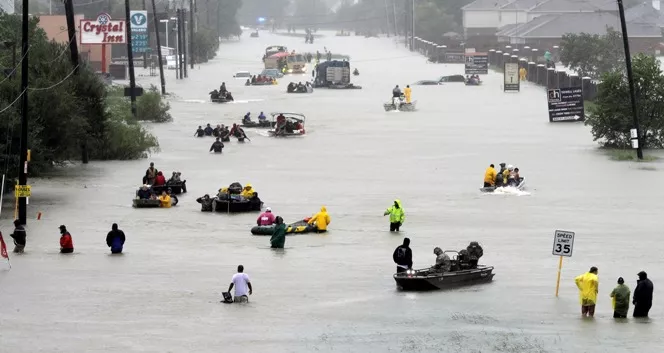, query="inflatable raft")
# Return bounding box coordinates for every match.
[213,195,263,213]
[251,219,316,235]
[132,199,161,208]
